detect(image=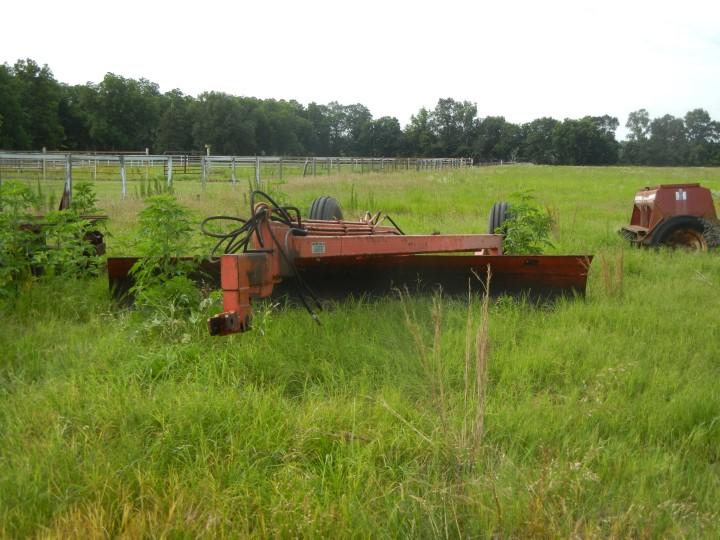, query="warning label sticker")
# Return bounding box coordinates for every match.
[311,242,326,254]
